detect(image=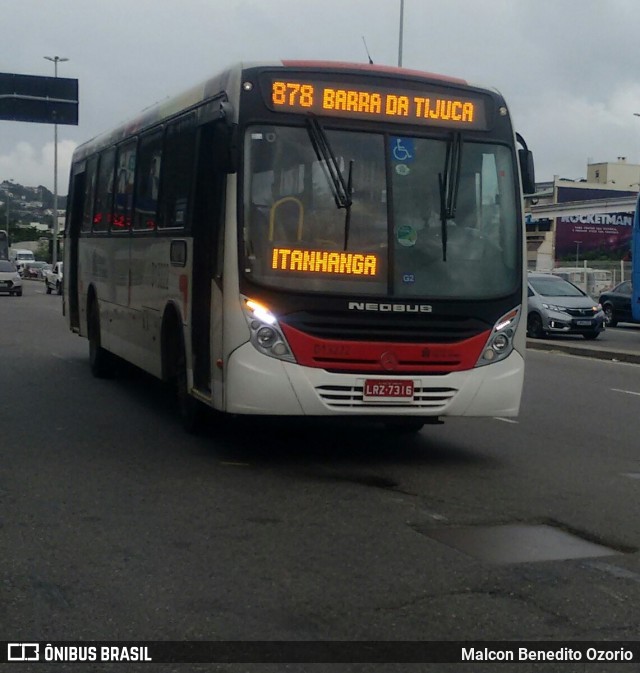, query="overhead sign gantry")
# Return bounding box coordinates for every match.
[0,72,78,125]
